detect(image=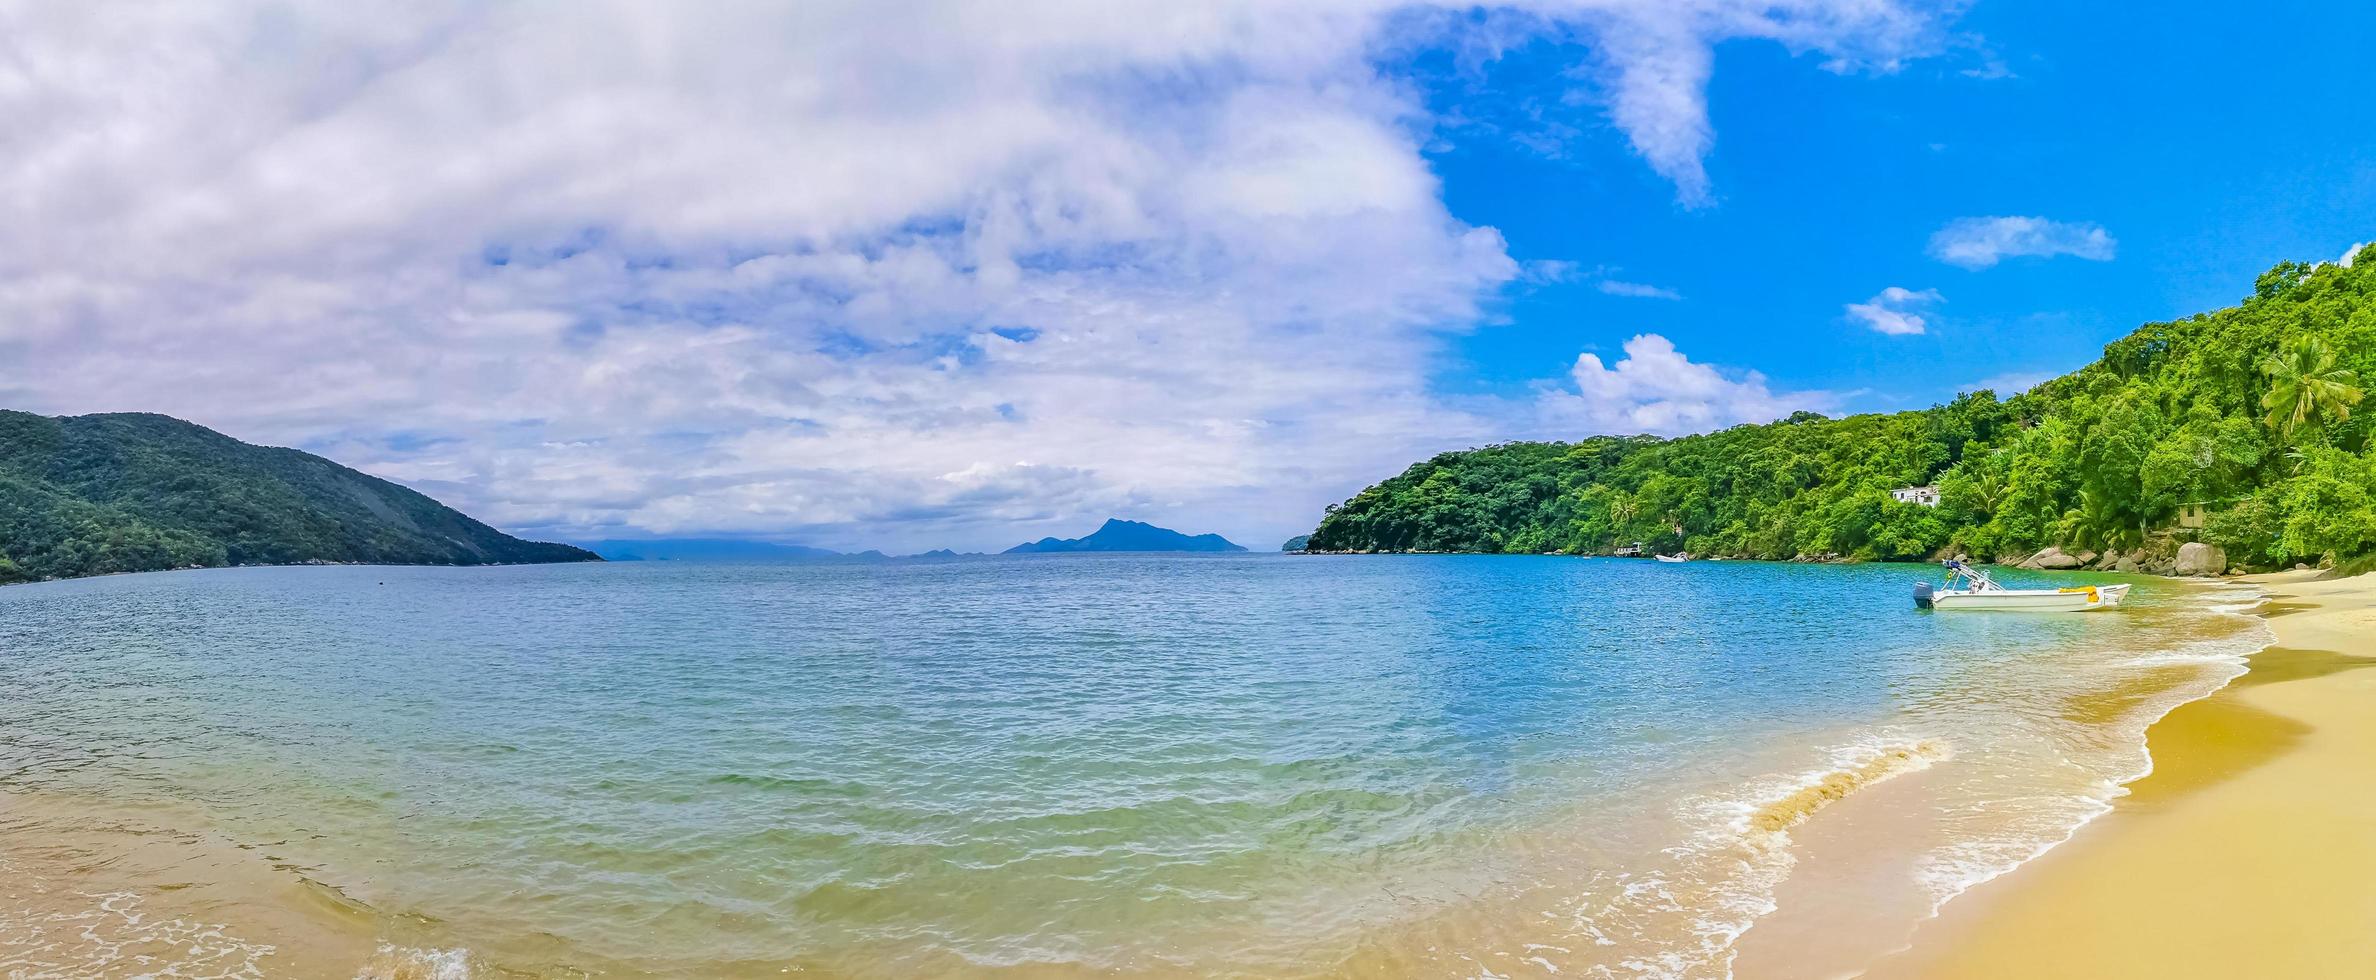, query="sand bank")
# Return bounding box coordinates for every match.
[1863,569,2376,979]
